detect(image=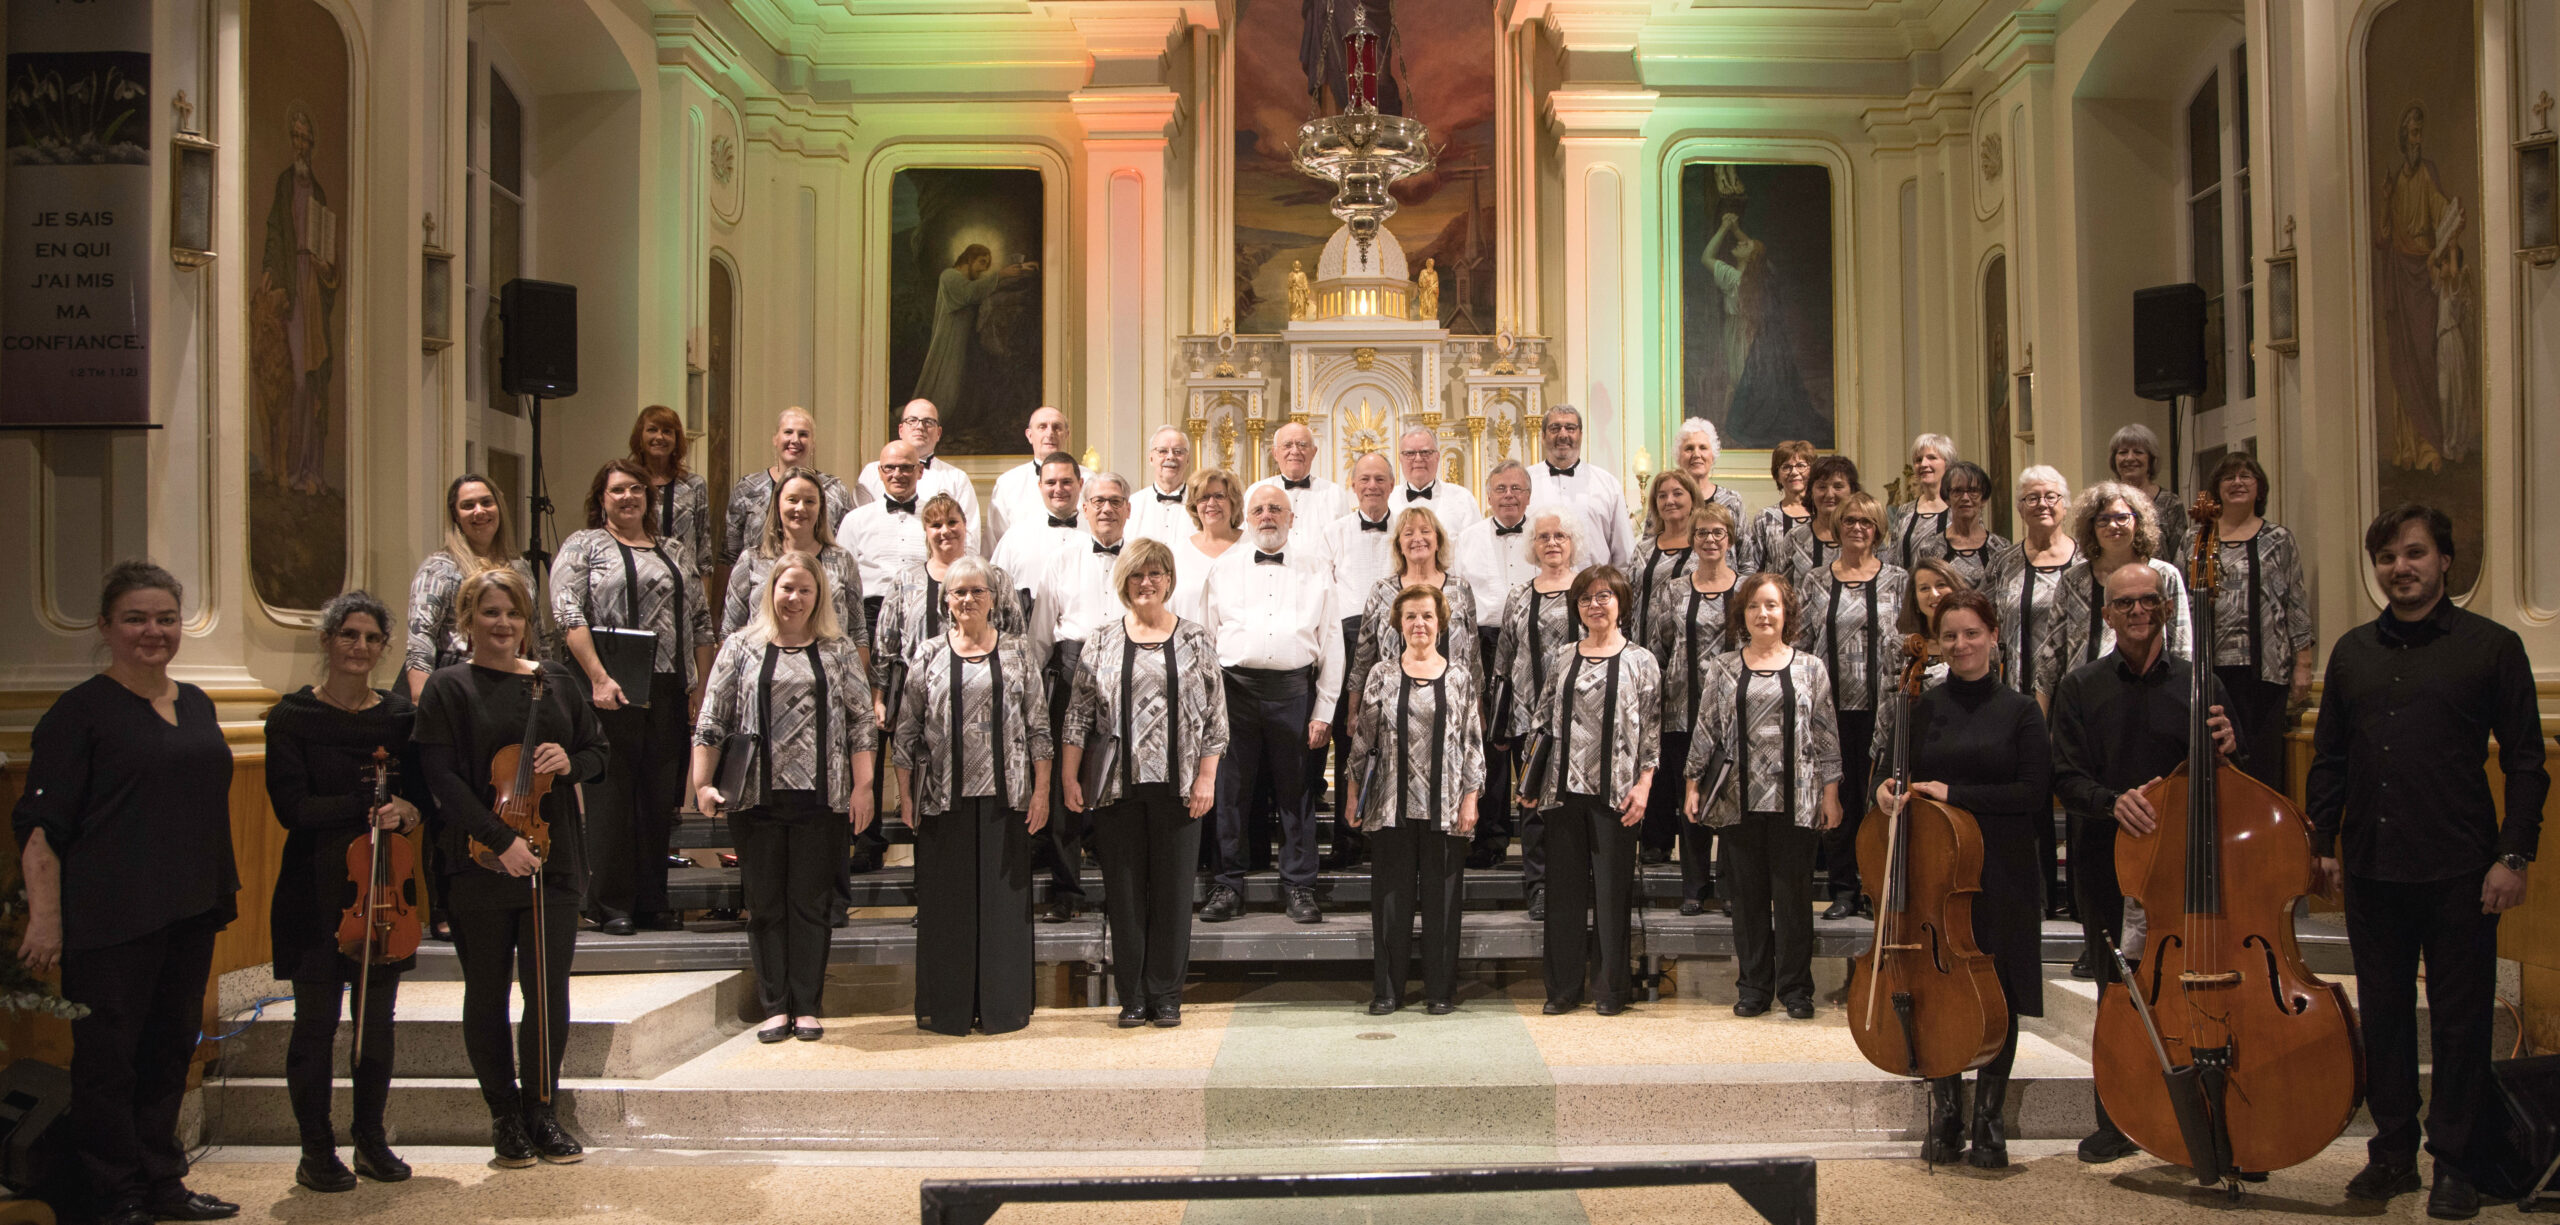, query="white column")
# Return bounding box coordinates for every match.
[1544,88,1657,480]
[1071,89,1181,476]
